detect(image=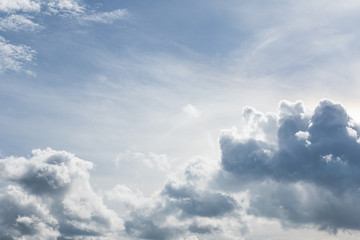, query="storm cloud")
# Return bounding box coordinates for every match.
[220,99,360,232]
